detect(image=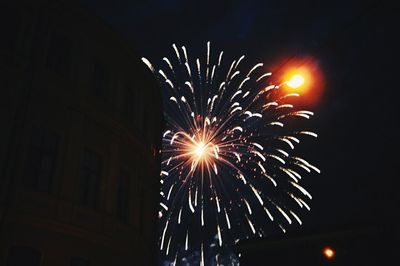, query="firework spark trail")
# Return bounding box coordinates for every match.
[142,42,319,262]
